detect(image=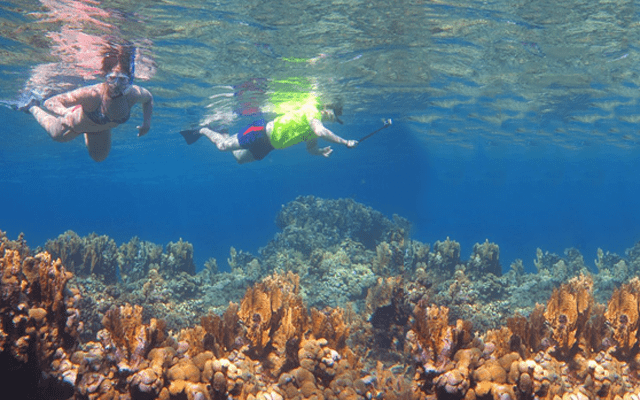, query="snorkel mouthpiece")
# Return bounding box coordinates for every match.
[106,72,131,97]
[129,46,136,85]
